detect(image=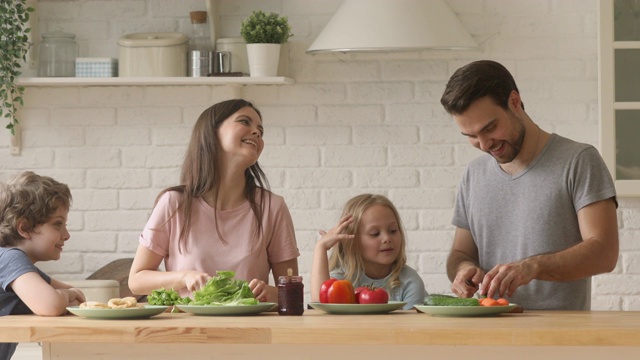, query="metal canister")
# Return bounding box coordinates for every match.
[188,50,213,77]
[215,37,249,75]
